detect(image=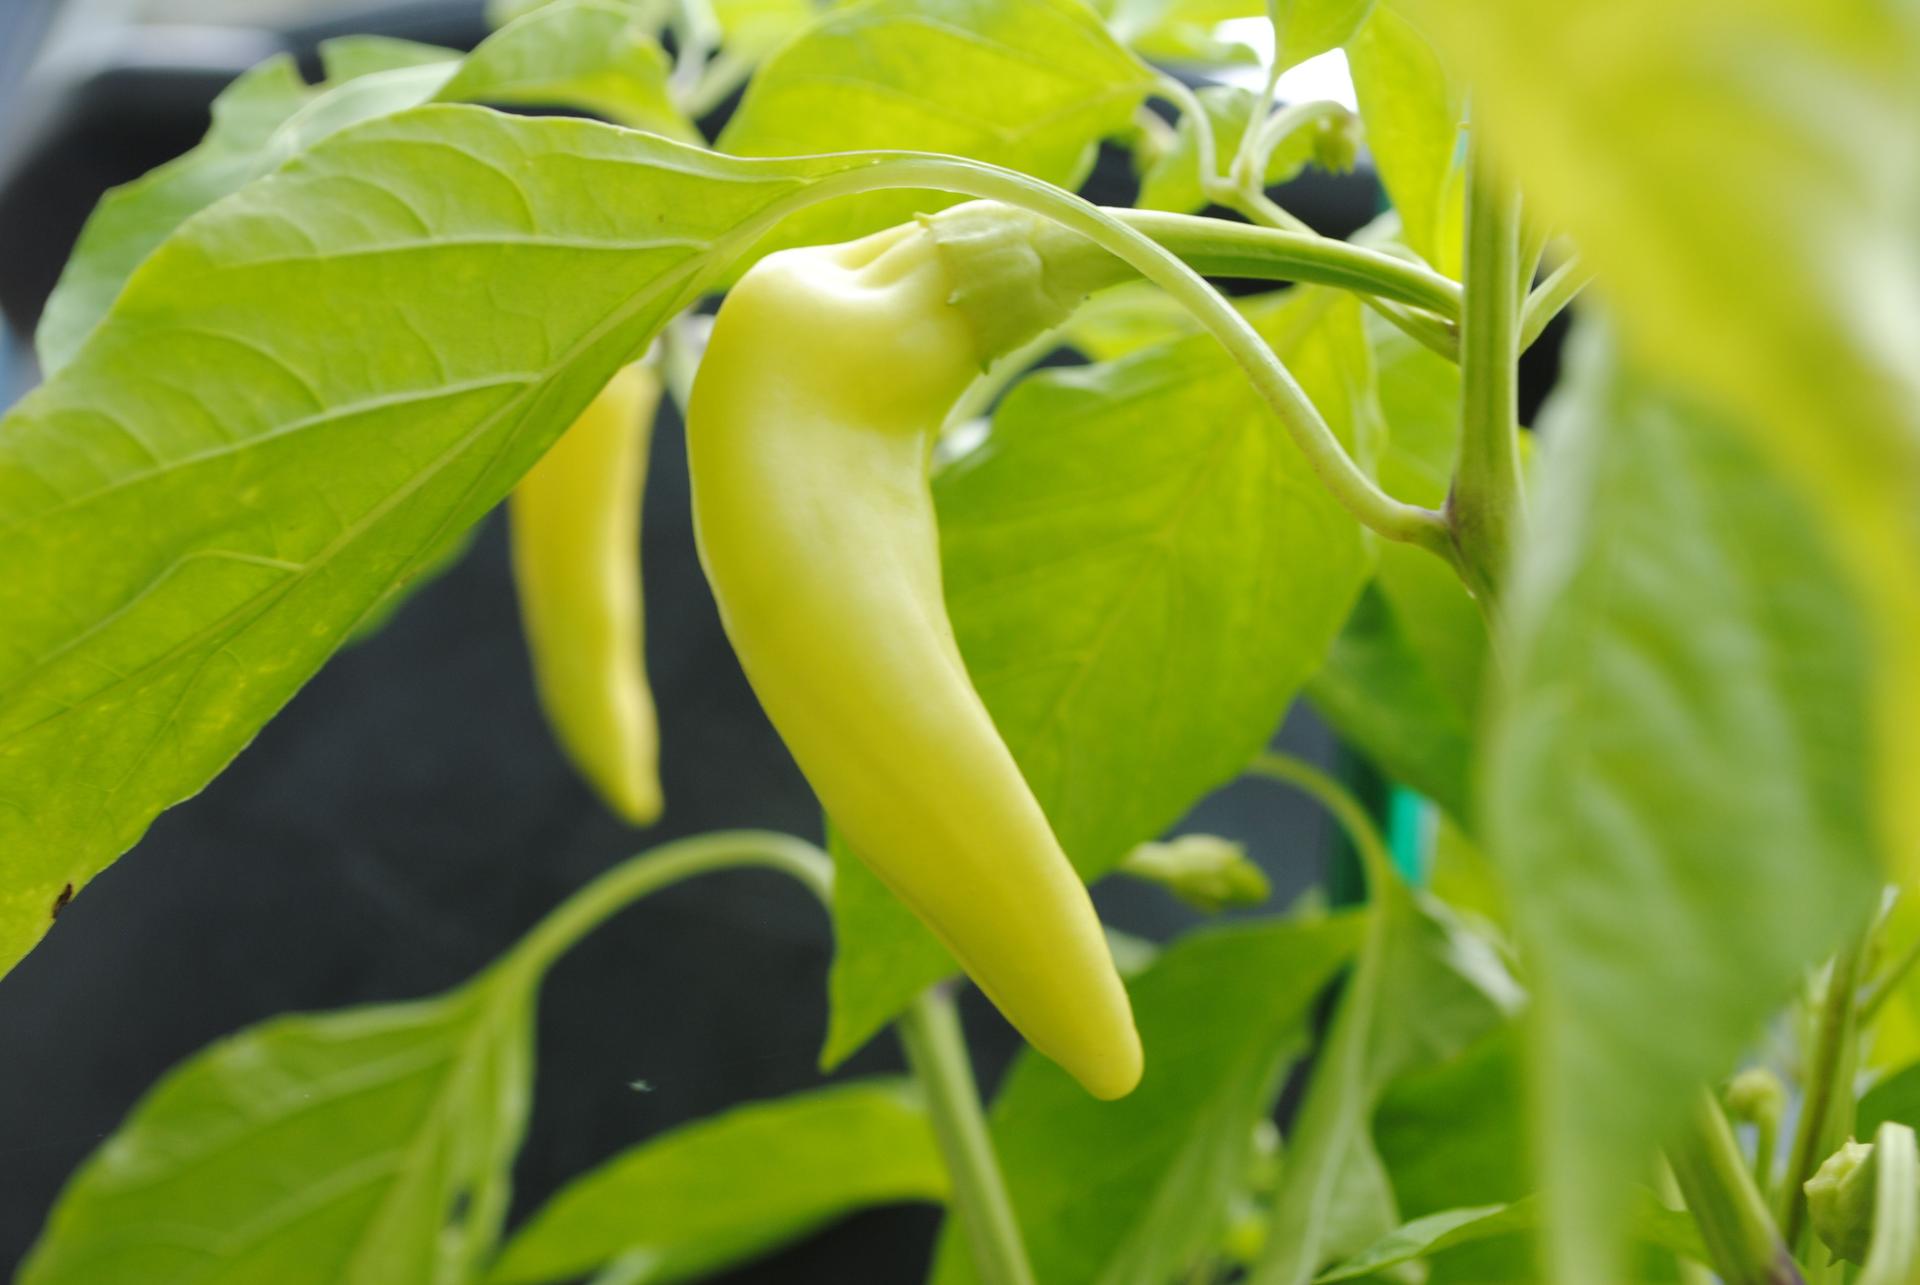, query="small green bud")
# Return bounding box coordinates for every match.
[1724,1067,1787,1127]
[1807,1138,1877,1265]
[1121,834,1272,912]
[1311,109,1363,175]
